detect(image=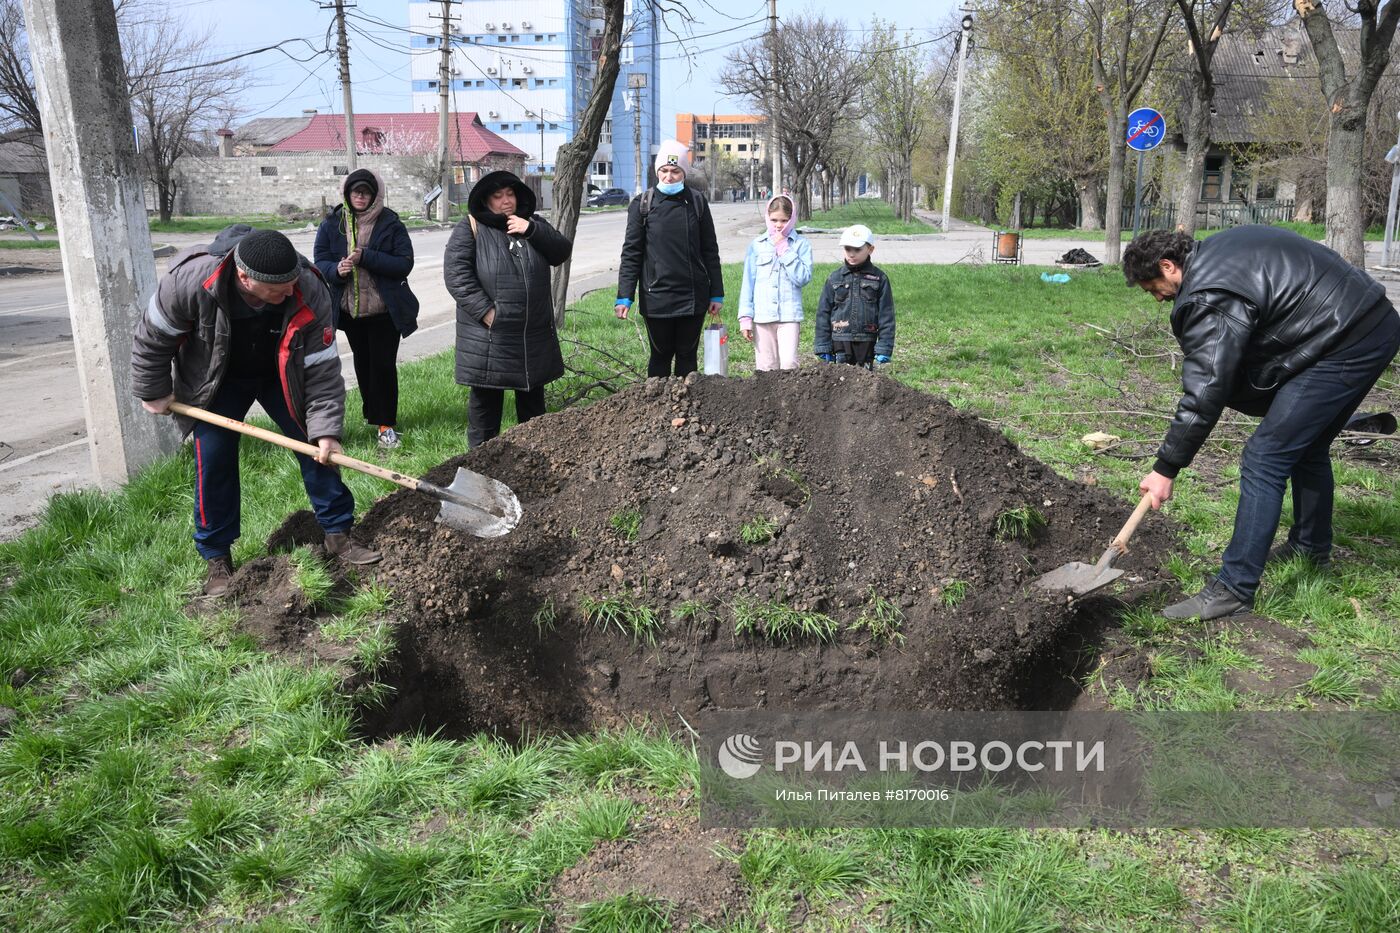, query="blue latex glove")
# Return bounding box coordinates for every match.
[1039,272,1071,284]
[875,355,891,364]
[817,353,834,363]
